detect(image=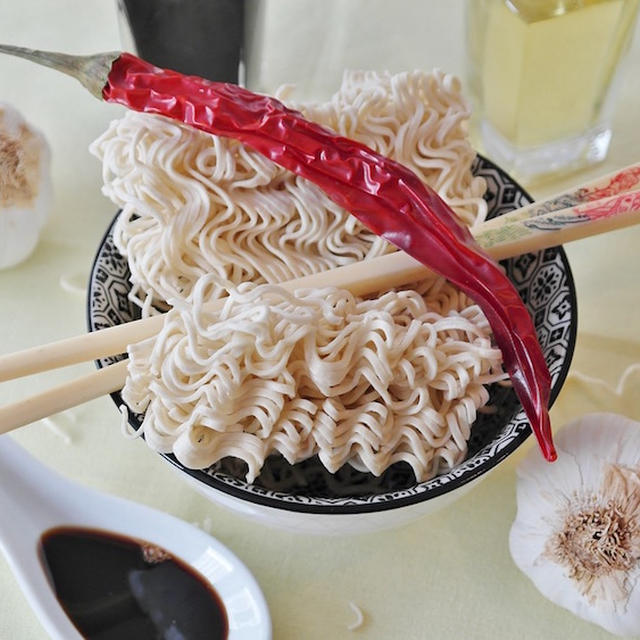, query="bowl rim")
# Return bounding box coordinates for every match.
[87,154,577,515]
